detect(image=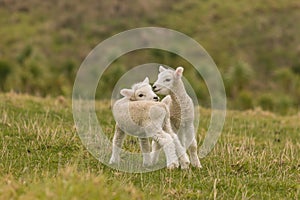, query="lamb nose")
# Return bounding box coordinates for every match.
[153,96,159,101]
[152,85,156,90]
